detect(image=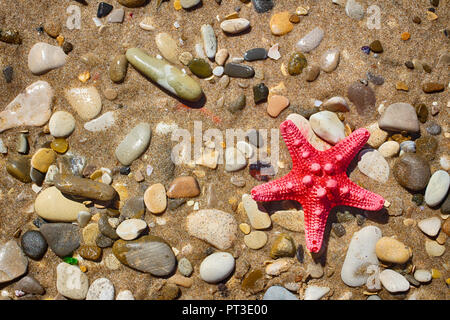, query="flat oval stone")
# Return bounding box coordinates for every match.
[186,209,238,250]
[54,173,117,201]
[320,48,340,72]
[40,223,80,257]
[109,55,128,83]
[0,81,53,133]
[118,0,147,7]
[242,193,271,229]
[215,49,229,66]
[425,240,445,257]
[288,52,307,75]
[21,230,48,260]
[267,95,289,117]
[345,0,364,20]
[347,82,376,115]
[310,111,346,145]
[225,147,247,172]
[270,12,293,36]
[188,58,212,78]
[6,154,32,183]
[65,87,102,121]
[378,103,420,133]
[56,262,89,300]
[358,149,390,183]
[155,33,179,64]
[84,111,115,132]
[144,183,167,214]
[167,176,200,198]
[305,64,320,81]
[115,123,151,166]
[244,48,267,62]
[322,96,349,112]
[116,219,147,240]
[86,278,114,300]
[49,111,75,138]
[35,186,89,222]
[422,82,444,93]
[379,269,410,293]
[120,196,145,220]
[112,235,176,276]
[116,290,135,300]
[414,269,432,283]
[28,42,67,75]
[201,24,217,60]
[78,245,102,261]
[199,252,235,283]
[244,231,268,249]
[220,18,250,34]
[378,141,400,158]
[295,27,324,53]
[424,170,449,207]
[224,63,255,78]
[418,217,441,237]
[263,285,298,300]
[180,0,200,8]
[393,153,431,191]
[375,237,411,264]
[126,48,203,102]
[0,240,28,284]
